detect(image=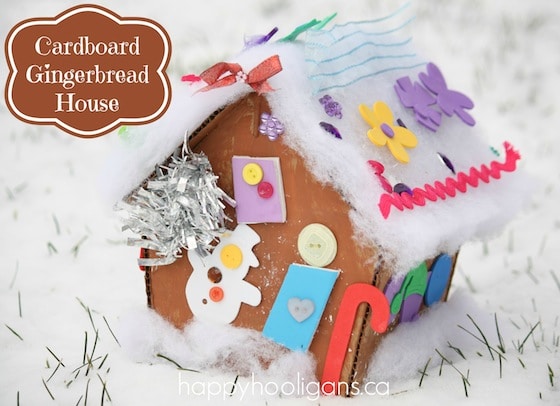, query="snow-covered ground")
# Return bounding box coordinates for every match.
[1,0,559,405]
